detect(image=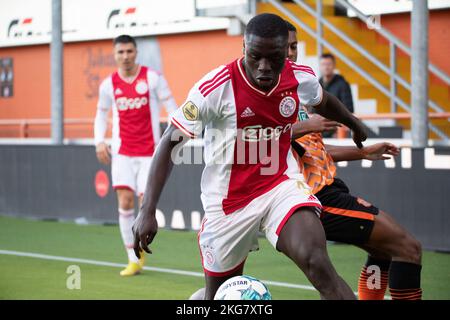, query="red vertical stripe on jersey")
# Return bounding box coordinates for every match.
[221,60,301,214]
[112,66,155,156]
